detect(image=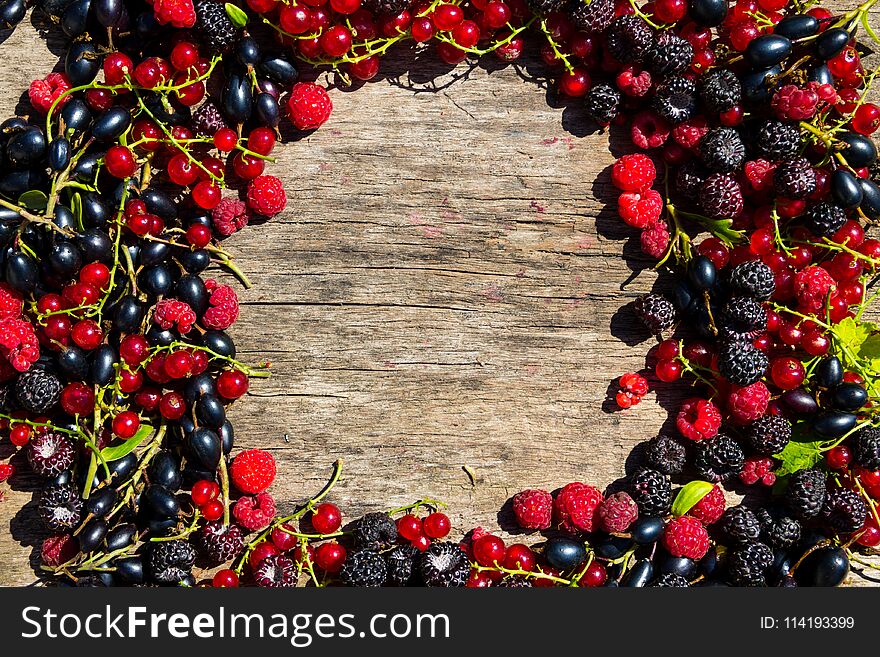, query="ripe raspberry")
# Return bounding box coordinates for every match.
[672,116,708,150]
[676,398,721,441]
[739,457,776,486]
[41,534,79,567]
[617,371,649,407]
[618,189,663,228]
[153,0,196,27]
[771,84,818,121]
[662,515,709,559]
[202,279,239,330]
[553,482,603,533]
[232,492,276,531]
[687,484,725,525]
[27,432,75,477]
[246,175,287,217]
[611,153,656,192]
[630,110,671,149]
[725,382,770,425]
[230,449,277,494]
[641,220,670,258]
[596,491,638,532]
[287,82,333,131]
[212,198,250,236]
[153,299,197,335]
[0,318,39,372]
[199,521,245,562]
[616,66,652,97]
[254,553,297,587]
[794,265,836,312]
[0,284,22,320]
[28,72,71,115]
[512,489,552,530]
[743,159,776,193]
